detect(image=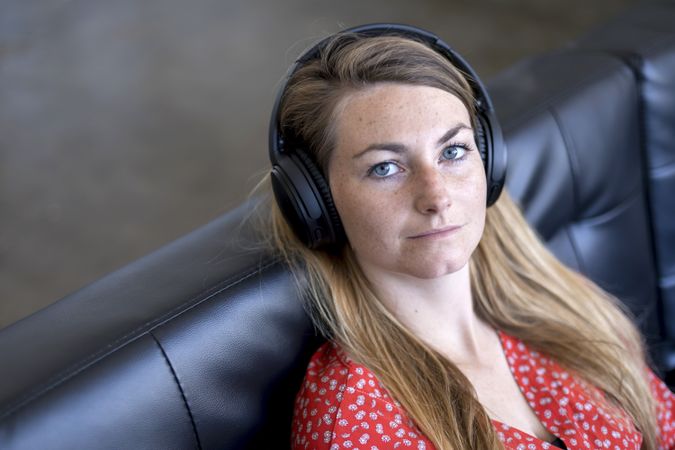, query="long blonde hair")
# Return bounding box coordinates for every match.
[266,32,658,450]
